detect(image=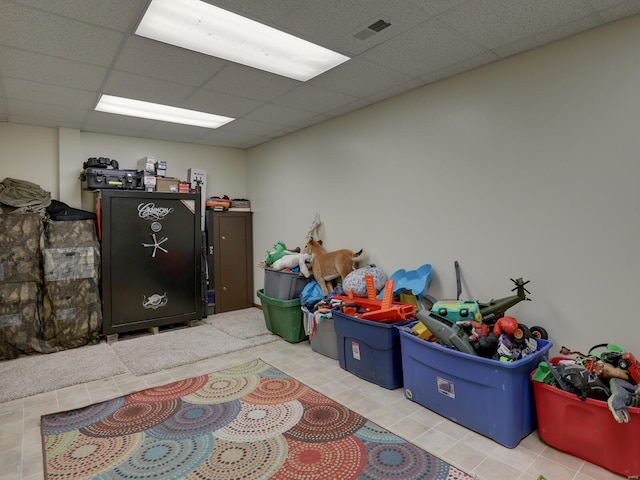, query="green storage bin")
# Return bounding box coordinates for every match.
[257,289,308,343]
